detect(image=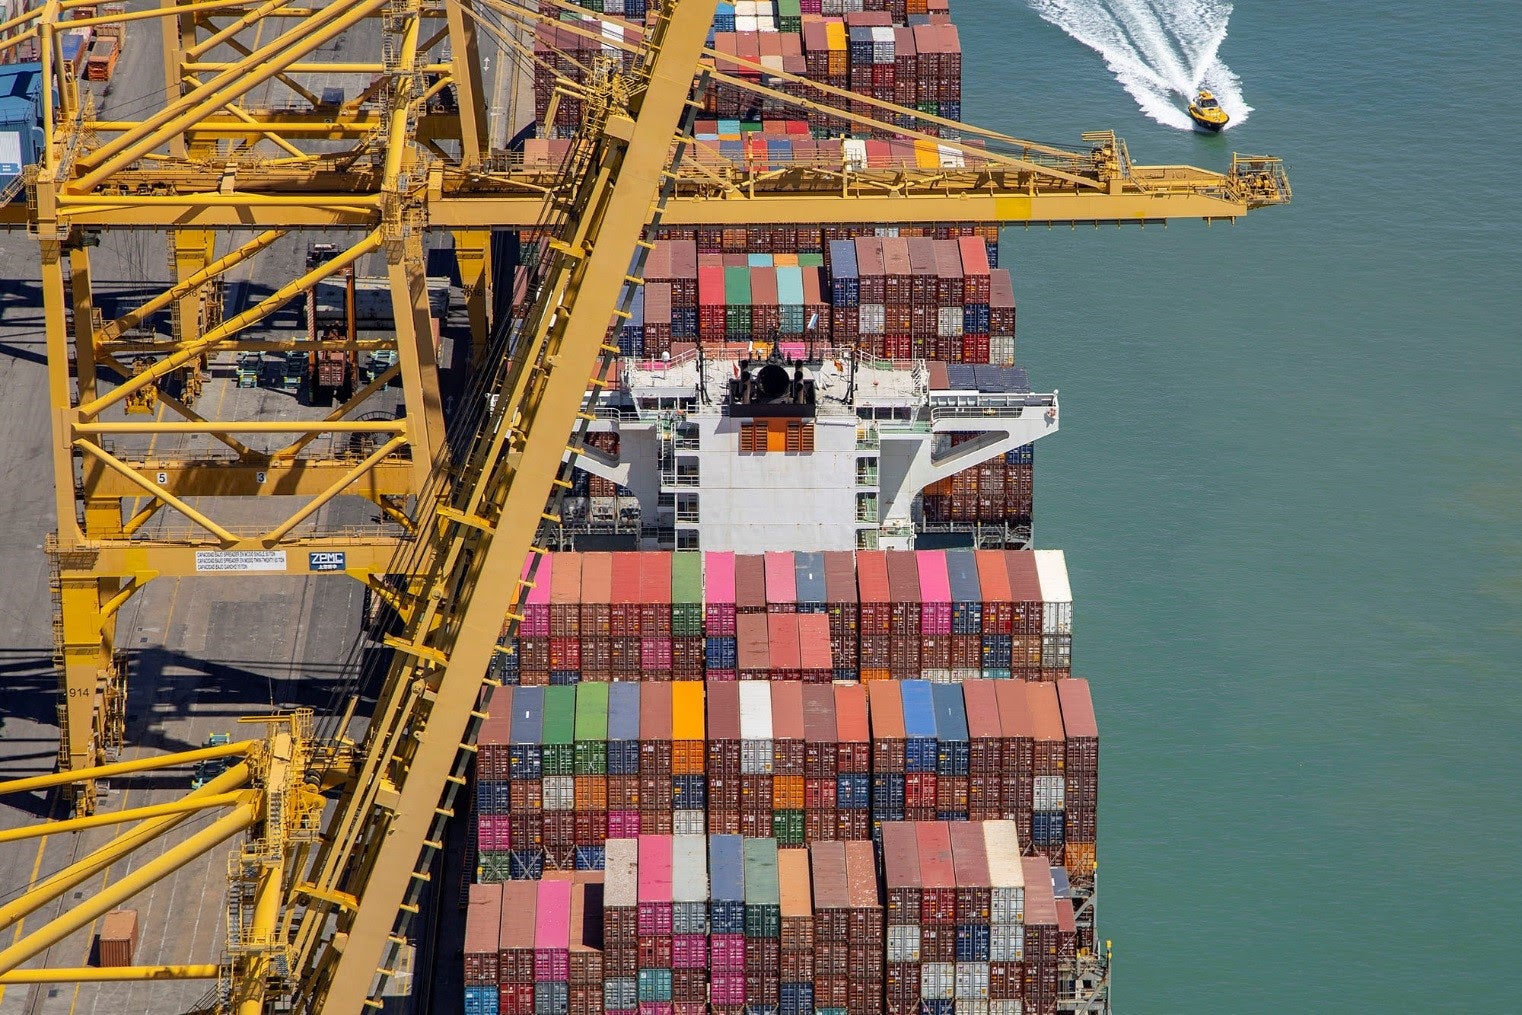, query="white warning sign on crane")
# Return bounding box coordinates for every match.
[195,550,288,573]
